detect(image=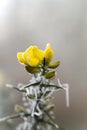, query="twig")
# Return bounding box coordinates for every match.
[24,81,41,88]
[44,111,59,128]
[0,114,21,122]
[0,113,31,122]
